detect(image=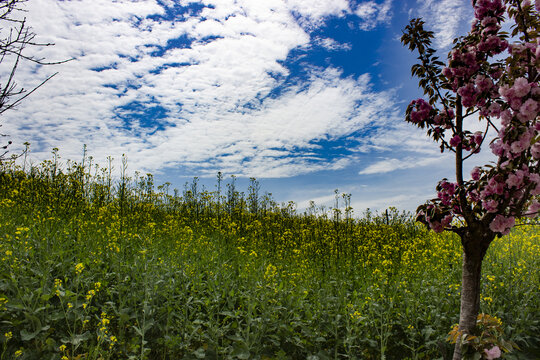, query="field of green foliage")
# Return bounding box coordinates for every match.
[0,154,539,359]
